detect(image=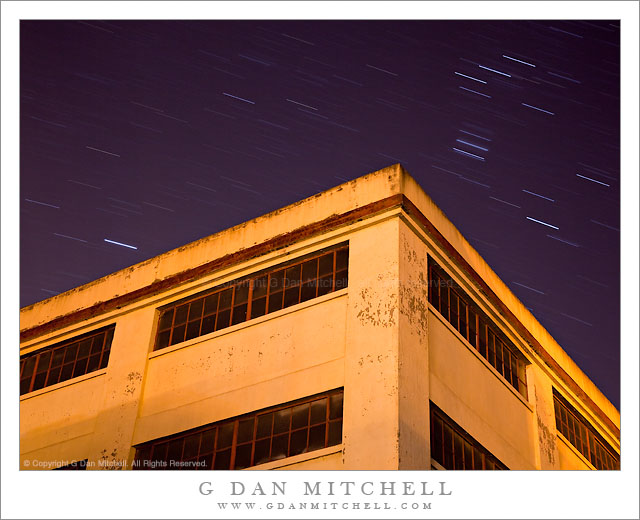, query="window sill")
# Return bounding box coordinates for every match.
[429,305,533,412]
[149,288,348,360]
[19,368,108,401]
[430,460,446,470]
[244,444,343,470]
